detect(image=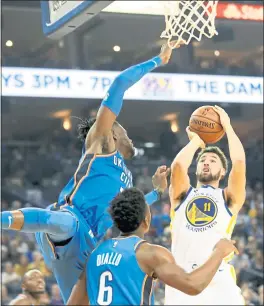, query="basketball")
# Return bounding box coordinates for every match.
[189,106,225,144]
